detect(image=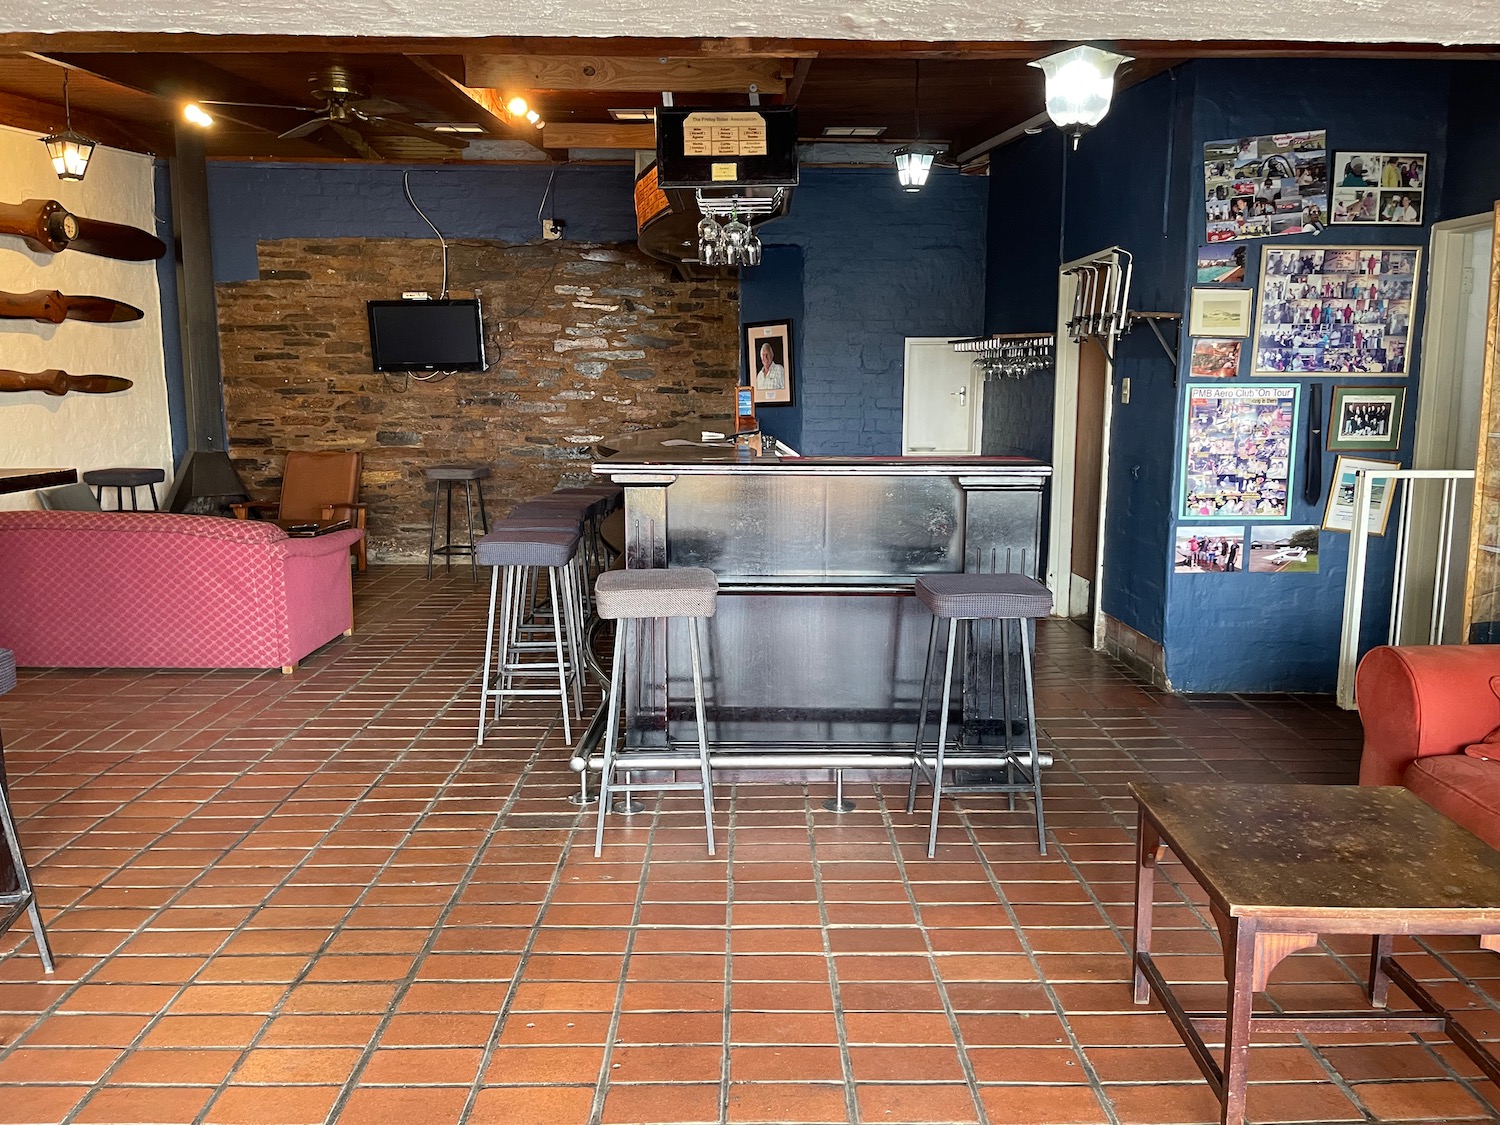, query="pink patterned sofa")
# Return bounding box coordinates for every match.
[0,510,364,672]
